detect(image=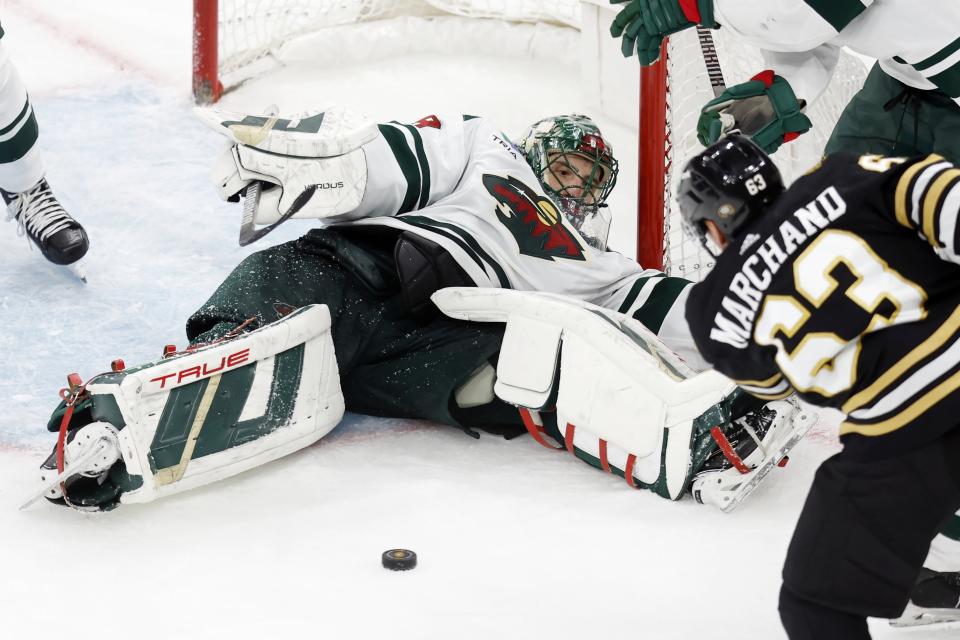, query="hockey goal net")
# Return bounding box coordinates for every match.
[641,29,867,278]
[192,0,867,278]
